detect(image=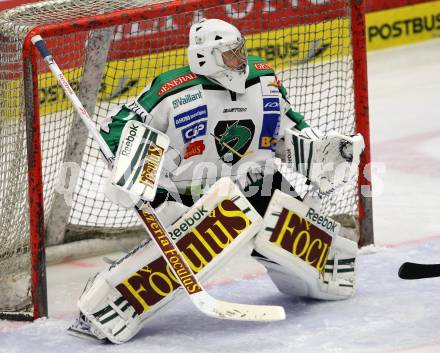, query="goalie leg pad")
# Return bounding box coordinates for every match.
[70,200,188,343]
[253,189,357,300]
[68,274,108,343]
[77,273,142,343]
[77,177,263,343]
